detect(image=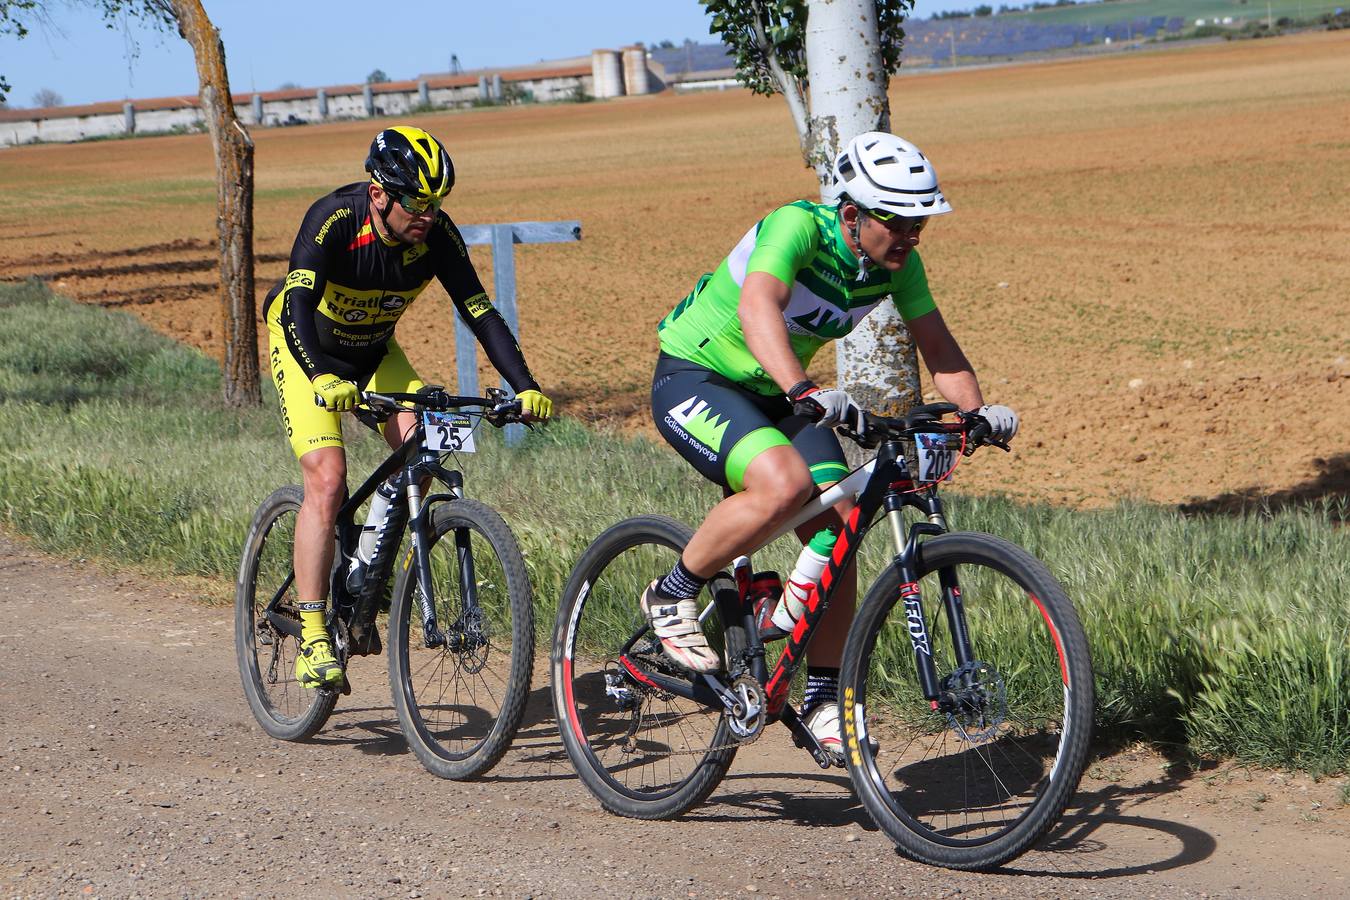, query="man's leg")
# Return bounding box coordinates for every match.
[292,446,347,687]
[680,446,815,576]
